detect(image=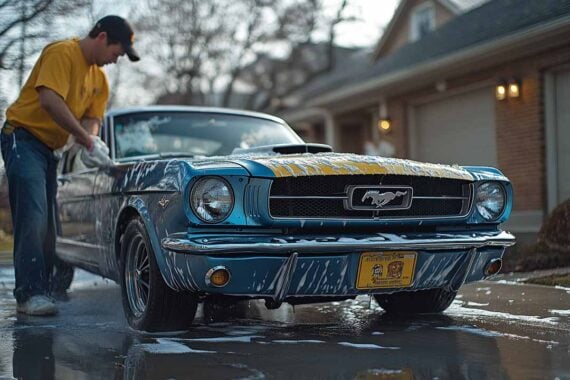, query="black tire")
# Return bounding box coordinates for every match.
[119,217,198,331]
[374,288,457,314]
